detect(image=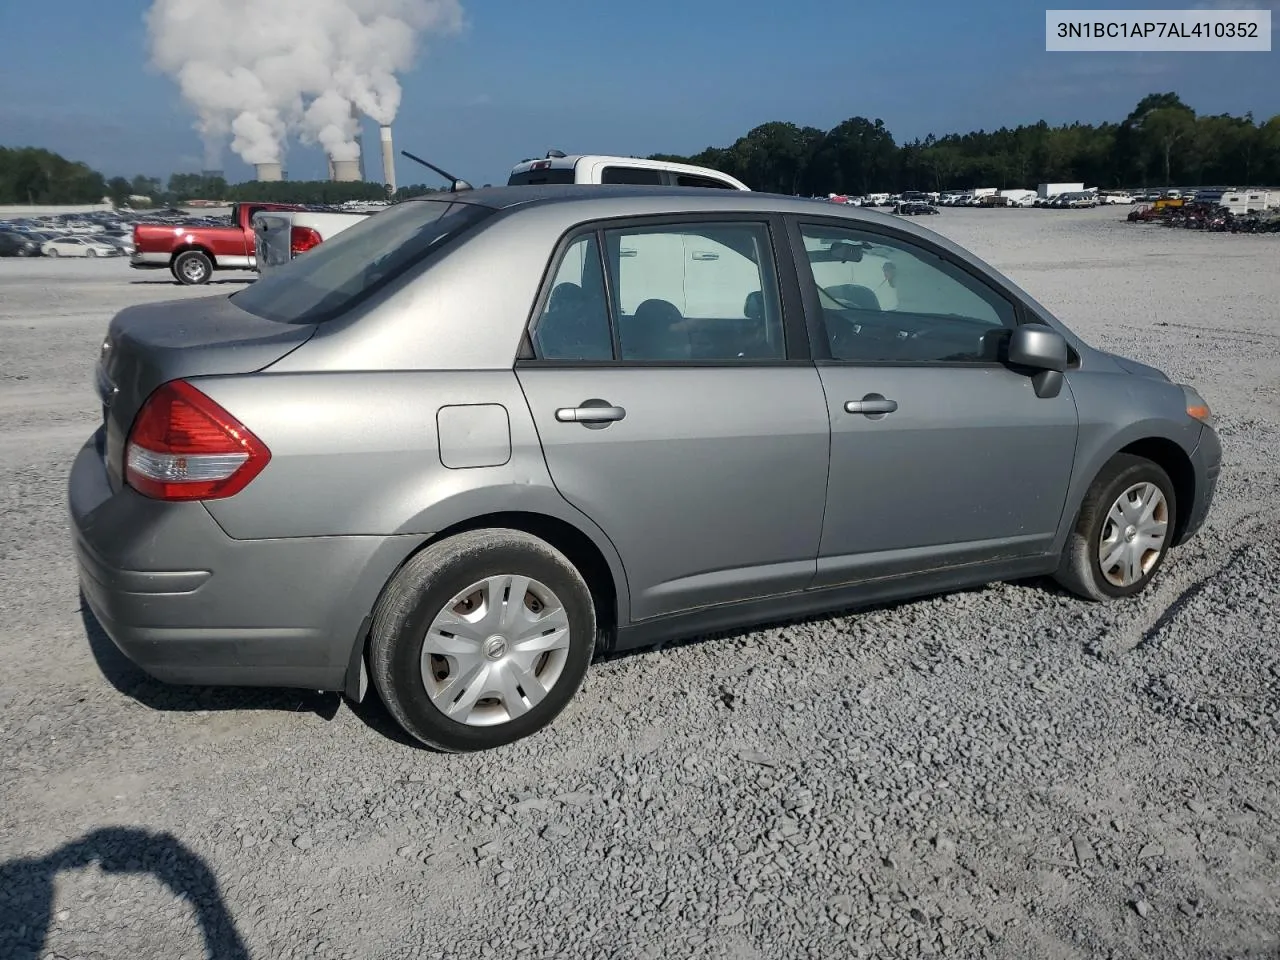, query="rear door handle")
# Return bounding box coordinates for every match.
[555,404,627,423]
[844,397,898,415]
